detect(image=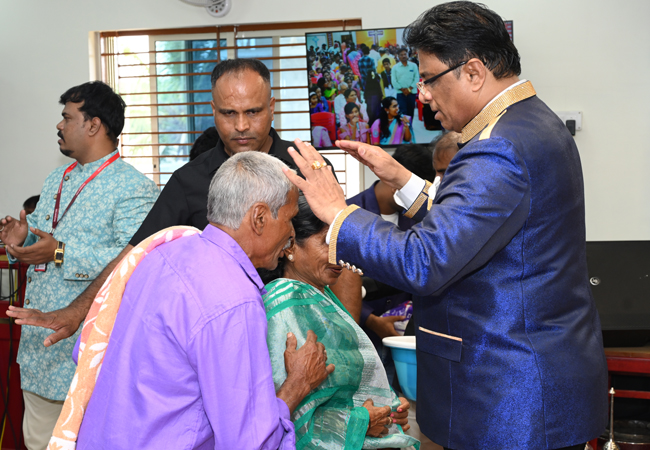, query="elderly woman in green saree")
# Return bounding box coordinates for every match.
[261,195,420,450]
